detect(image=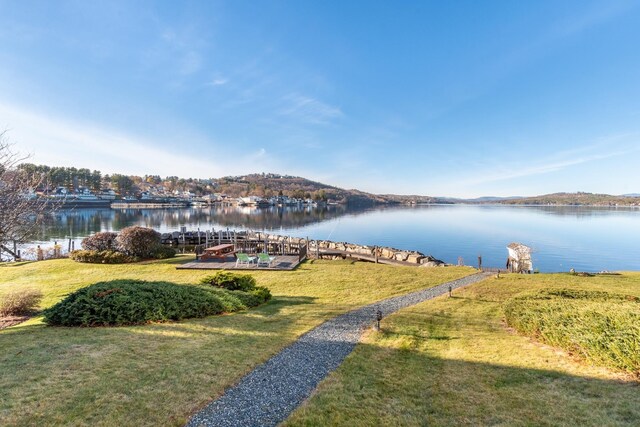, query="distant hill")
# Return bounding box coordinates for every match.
[213,174,408,205]
[496,192,640,206]
[436,196,524,203]
[18,162,638,207]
